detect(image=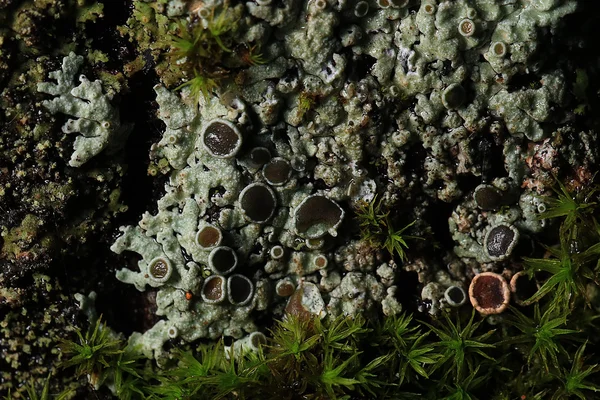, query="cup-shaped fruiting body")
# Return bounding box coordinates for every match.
[270,245,285,260]
[239,183,277,223]
[466,7,477,19]
[388,85,400,97]
[307,0,326,13]
[473,184,504,211]
[255,0,272,5]
[208,246,238,275]
[233,331,267,353]
[441,83,466,110]
[305,237,325,250]
[294,195,344,239]
[309,0,327,11]
[201,119,242,159]
[148,257,173,283]
[484,223,519,261]
[354,1,369,17]
[444,286,467,307]
[458,18,476,37]
[377,0,390,8]
[226,331,267,360]
[290,157,306,172]
[227,274,254,306]
[198,7,211,19]
[510,271,538,305]
[196,224,223,250]
[248,147,271,168]
[491,41,507,57]
[166,133,177,145]
[247,331,267,349]
[469,272,510,314]
[276,279,296,297]
[202,275,227,304]
[262,157,292,186]
[167,326,178,339]
[313,254,328,269]
[422,2,435,15]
